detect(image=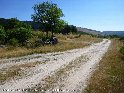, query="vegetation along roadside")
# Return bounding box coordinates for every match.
[84,39,124,93]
